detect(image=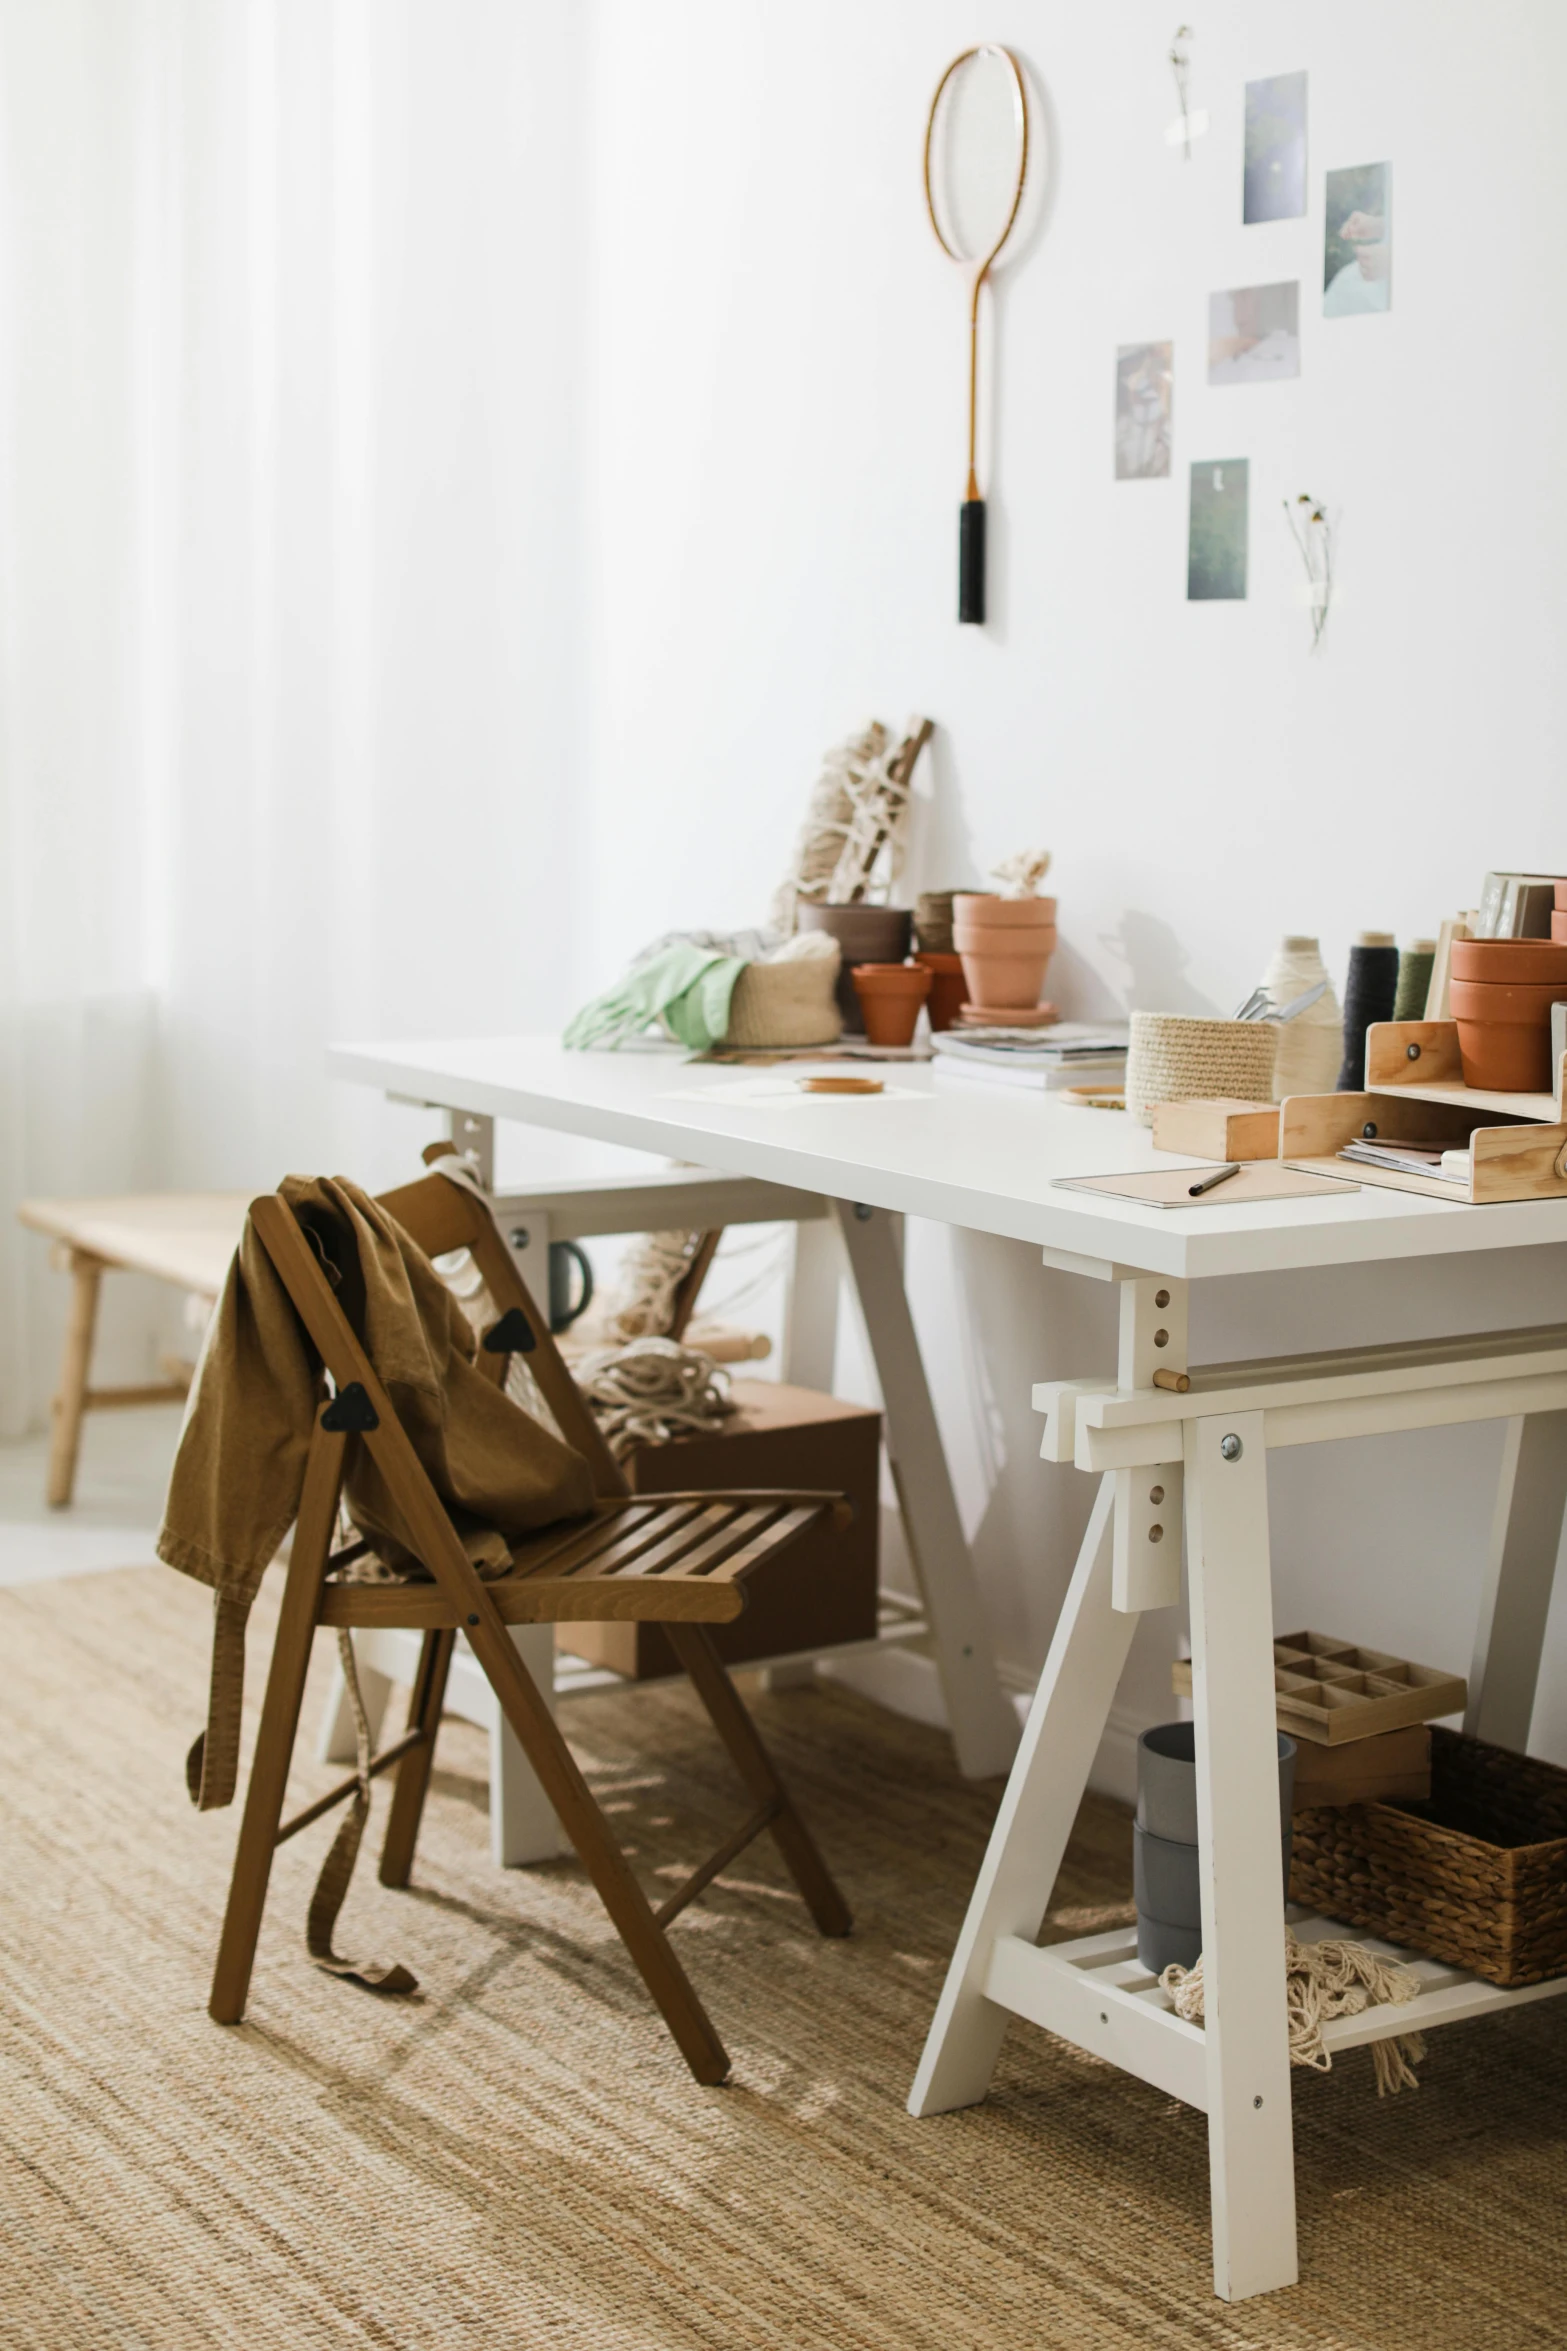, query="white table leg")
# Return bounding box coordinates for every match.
[782,1214,842,1391]
[909,1476,1132,2113]
[315,1636,394,1764]
[1184,1410,1298,2302]
[1466,1410,1567,1750]
[835,1199,1019,1780]
[490,1624,566,1865]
